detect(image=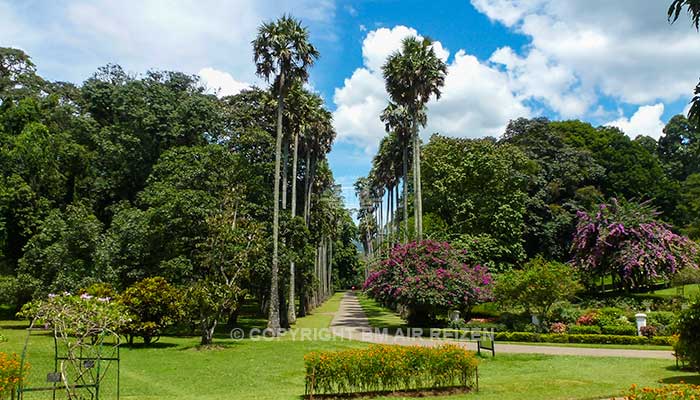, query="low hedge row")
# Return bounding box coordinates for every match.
[304,344,478,396]
[494,332,674,346]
